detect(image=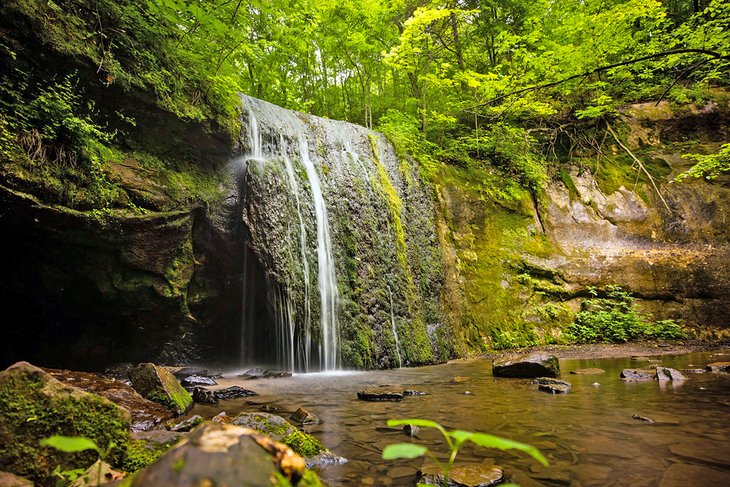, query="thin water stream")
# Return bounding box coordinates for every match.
[194,350,730,486]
